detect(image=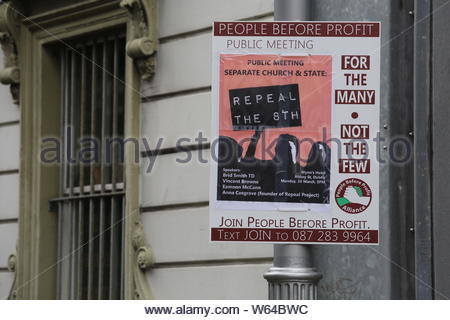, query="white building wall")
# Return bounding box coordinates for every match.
[140,0,274,299]
[0,51,20,299]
